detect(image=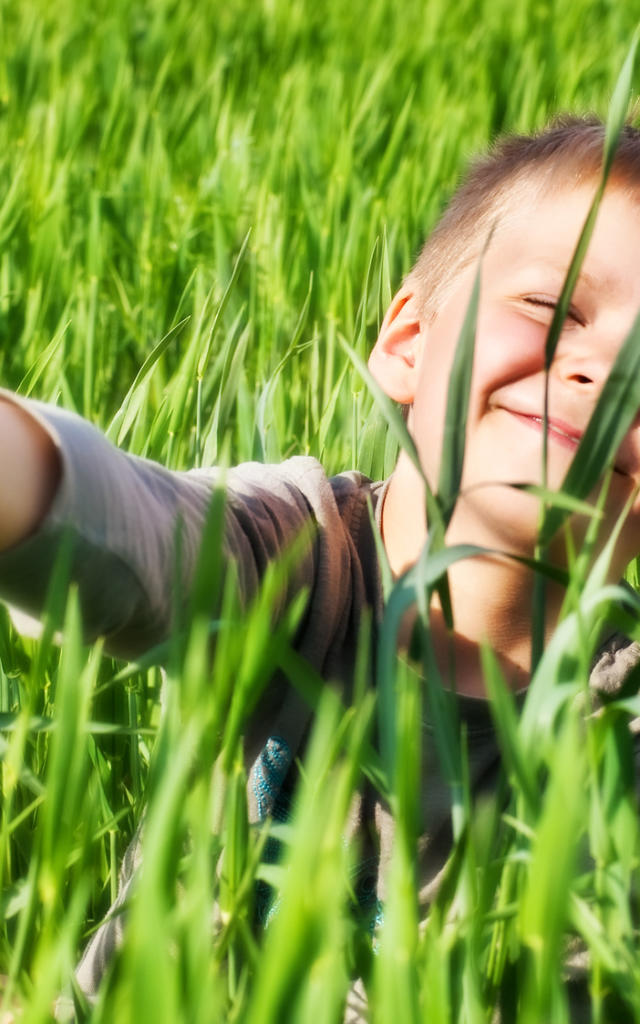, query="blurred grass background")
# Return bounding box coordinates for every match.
[0,0,640,1021]
[2,0,639,474]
